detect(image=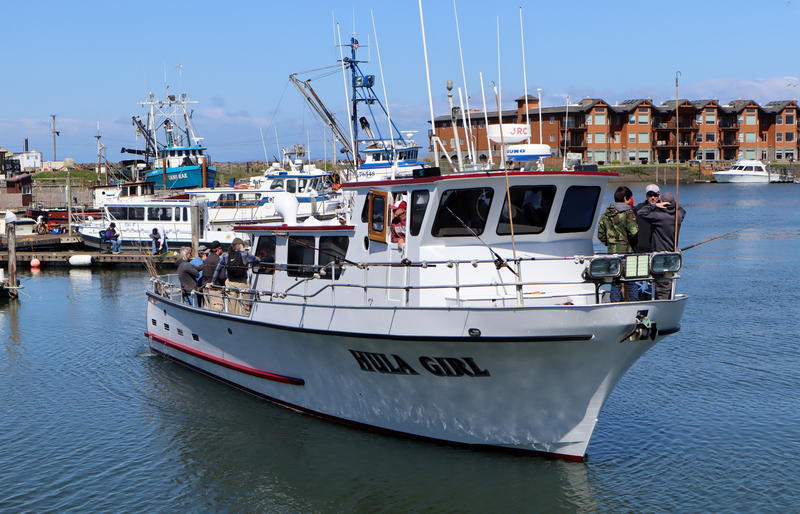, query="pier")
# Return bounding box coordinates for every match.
[0,250,177,267]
